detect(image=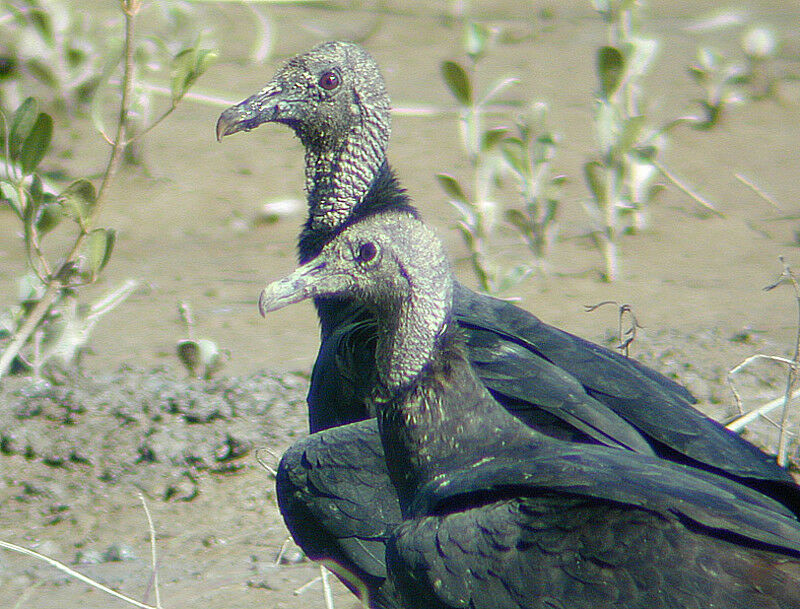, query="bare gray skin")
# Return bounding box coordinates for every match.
[217,41,390,231]
[259,210,449,391]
